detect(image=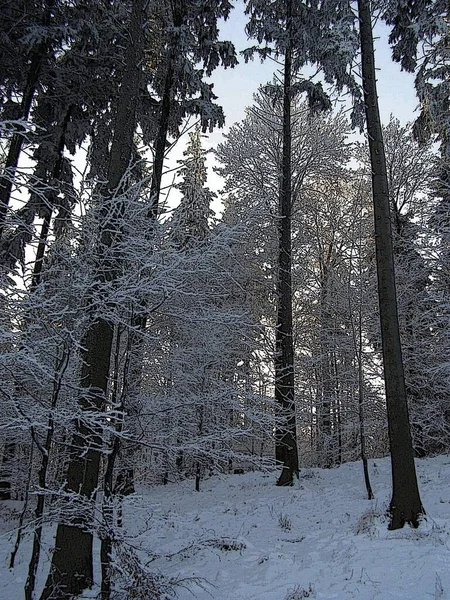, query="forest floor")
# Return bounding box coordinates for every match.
[1,454,450,599]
